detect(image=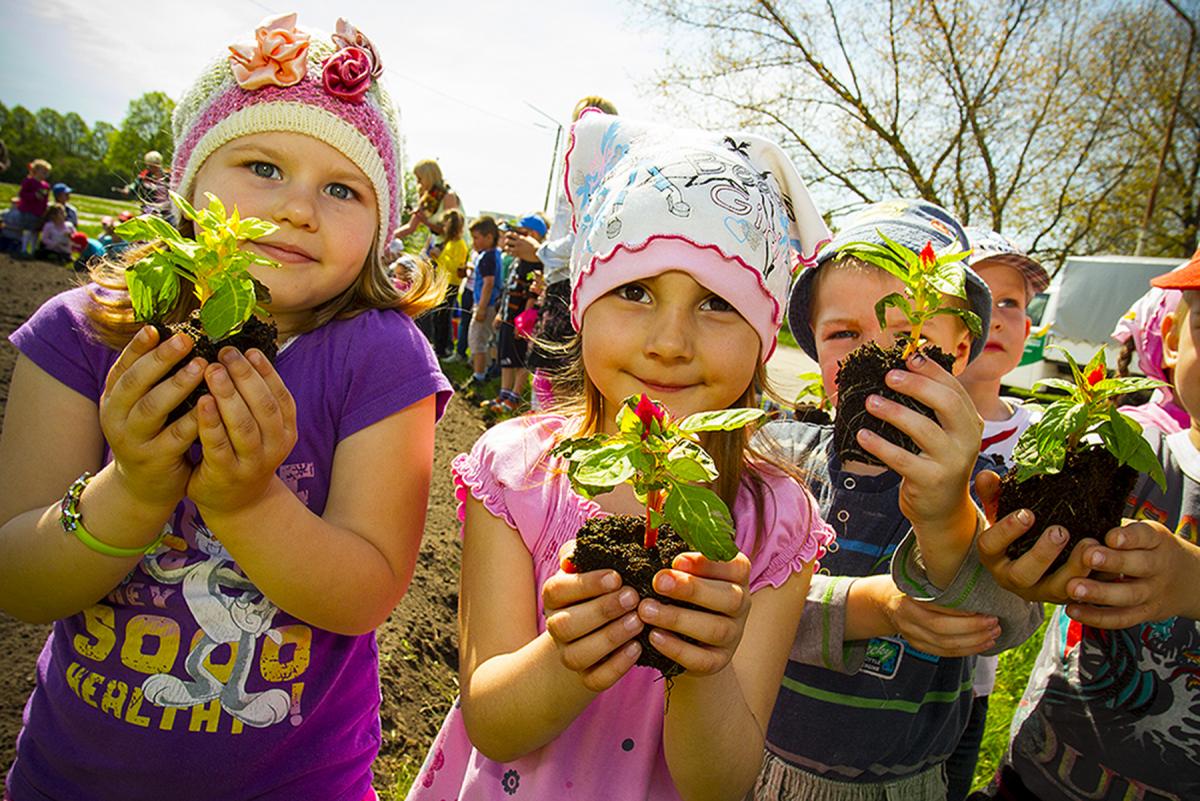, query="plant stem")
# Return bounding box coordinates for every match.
[644,489,663,549]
